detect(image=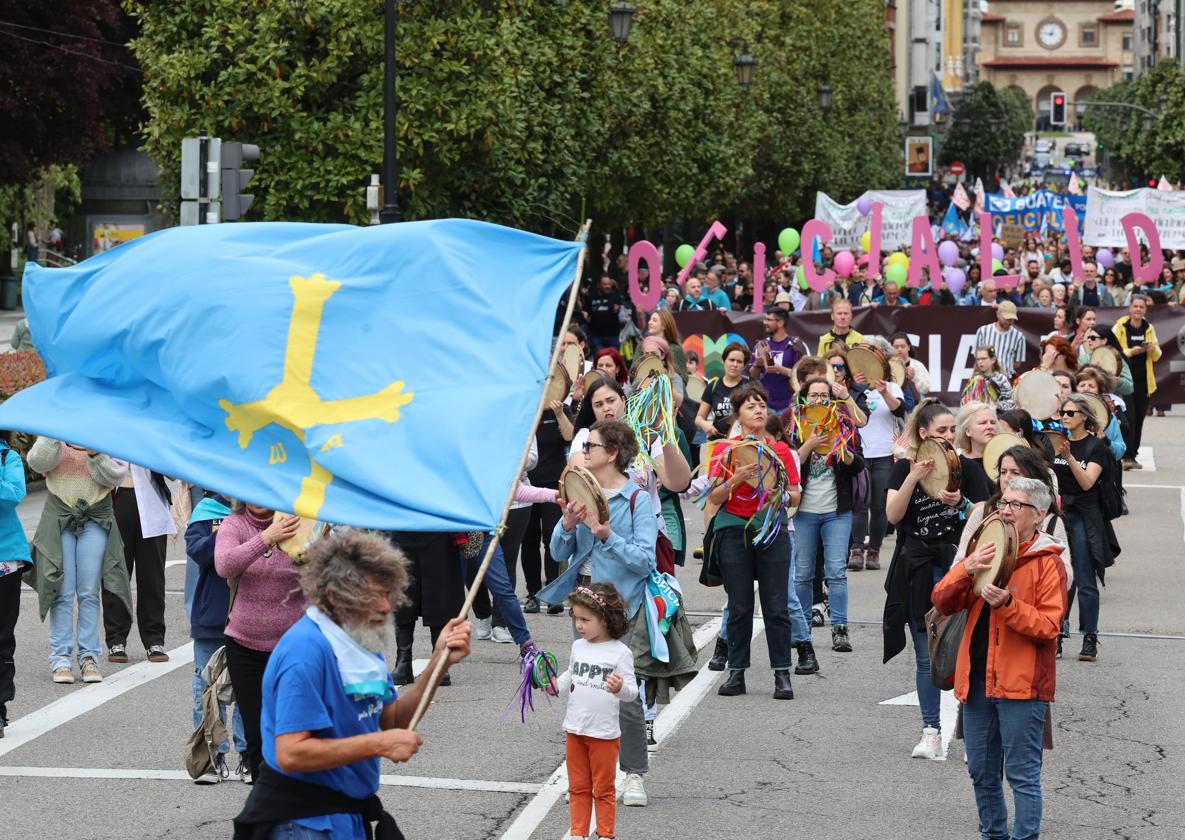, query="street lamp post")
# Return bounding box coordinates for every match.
[379,0,402,224]
[817,83,832,113]
[609,1,635,43]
